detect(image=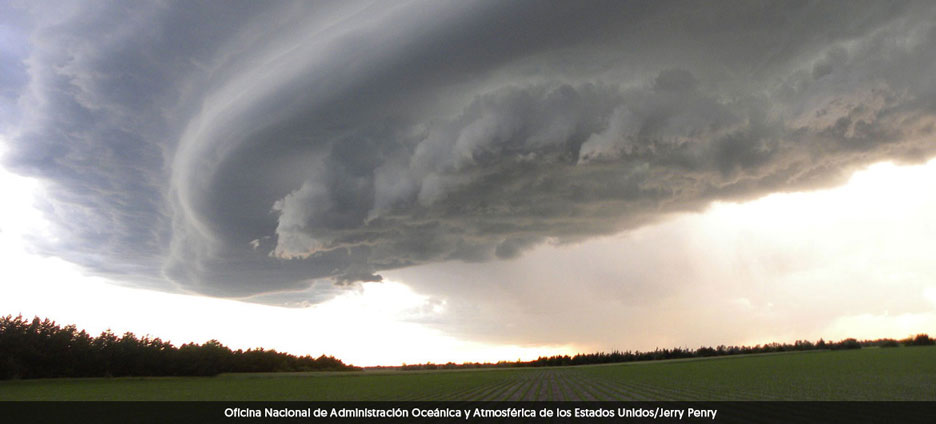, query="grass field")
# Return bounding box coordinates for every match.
[2,347,934,401]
